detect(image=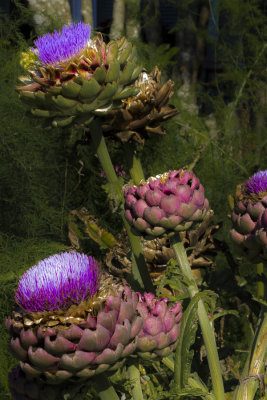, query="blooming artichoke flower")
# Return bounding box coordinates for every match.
[230,170,267,262]
[136,293,182,360]
[16,22,142,128]
[124,169,209,239]
[102,67,178,143]
[6,252,143,384]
